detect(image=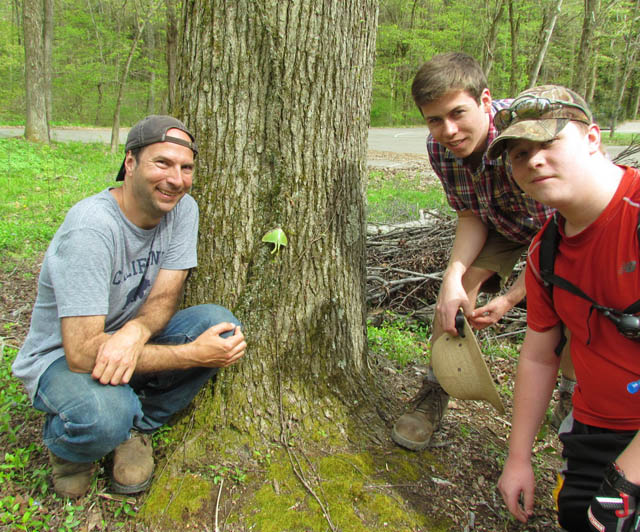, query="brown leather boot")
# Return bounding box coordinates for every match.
[391,379,449,451]
[111,432,154,494]
[48,450,96,498]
